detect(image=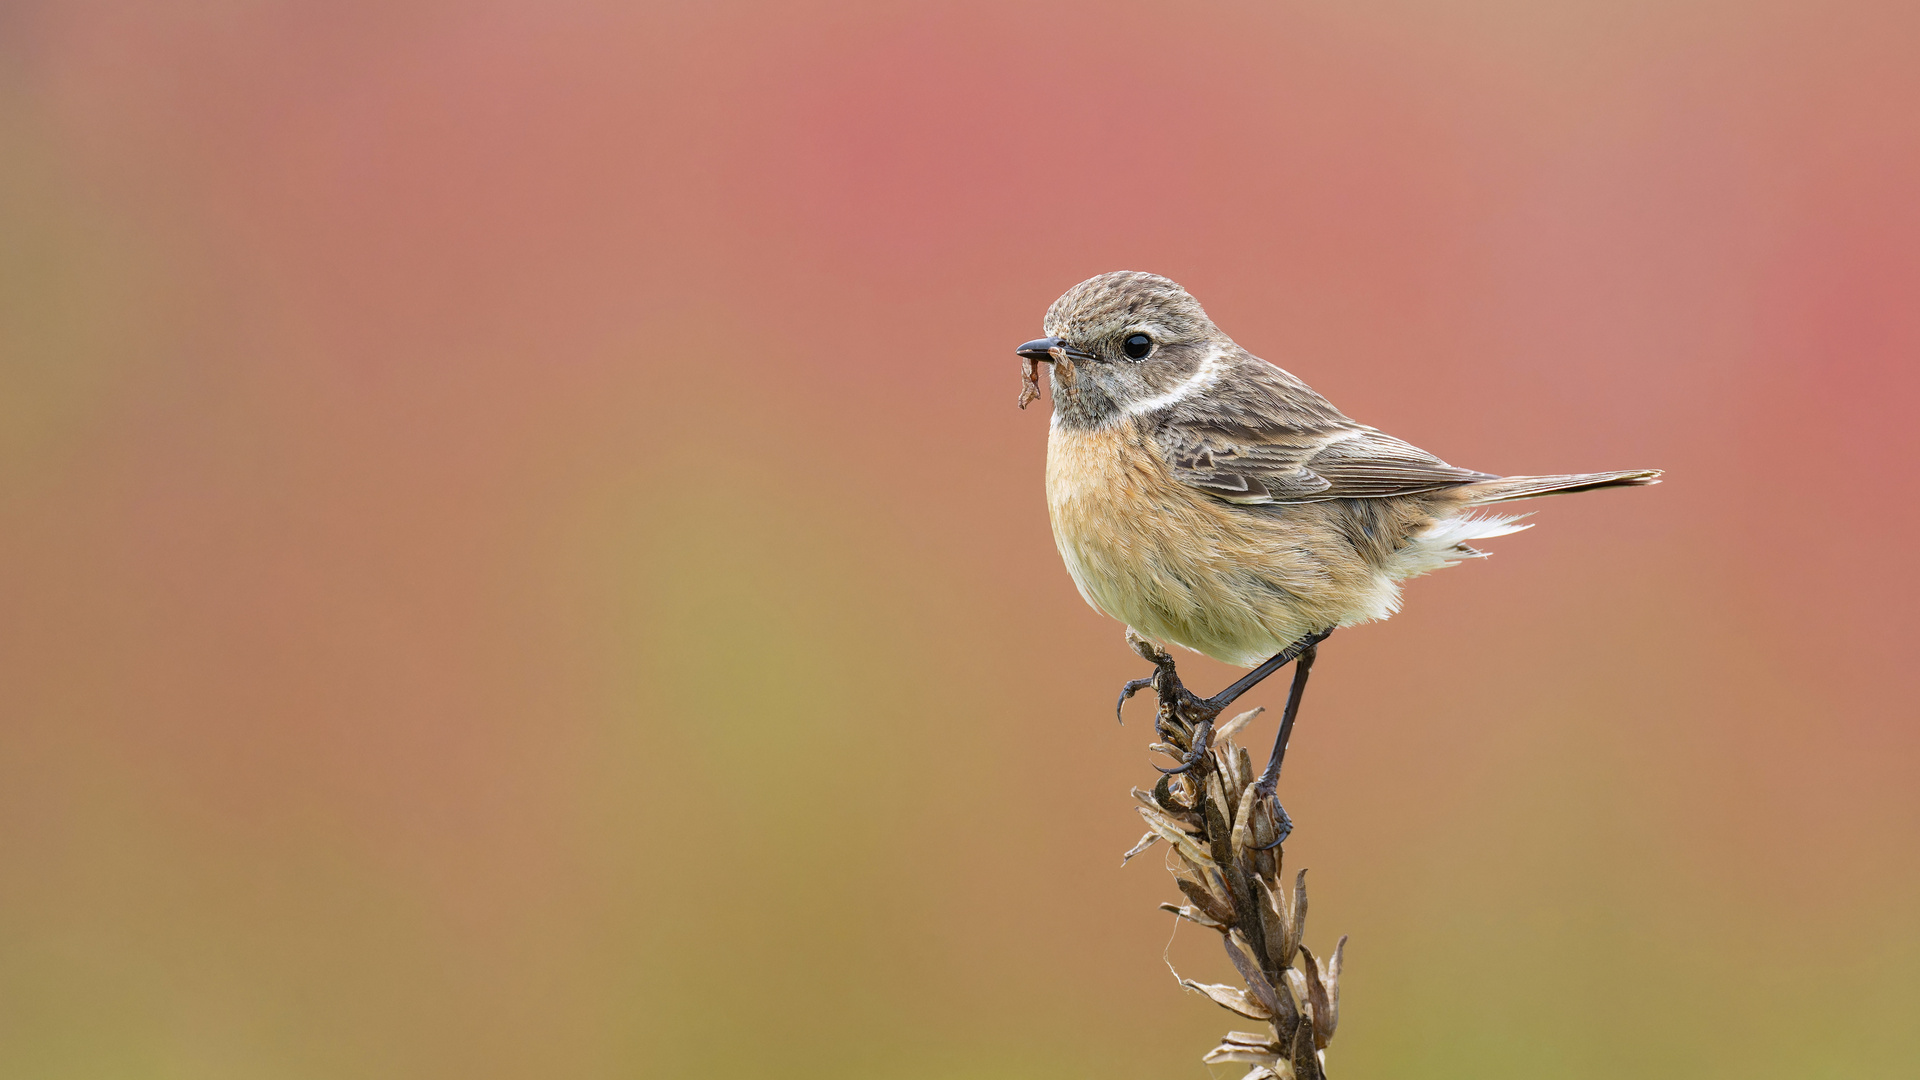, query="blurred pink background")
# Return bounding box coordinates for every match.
[3,2,1916,1076]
